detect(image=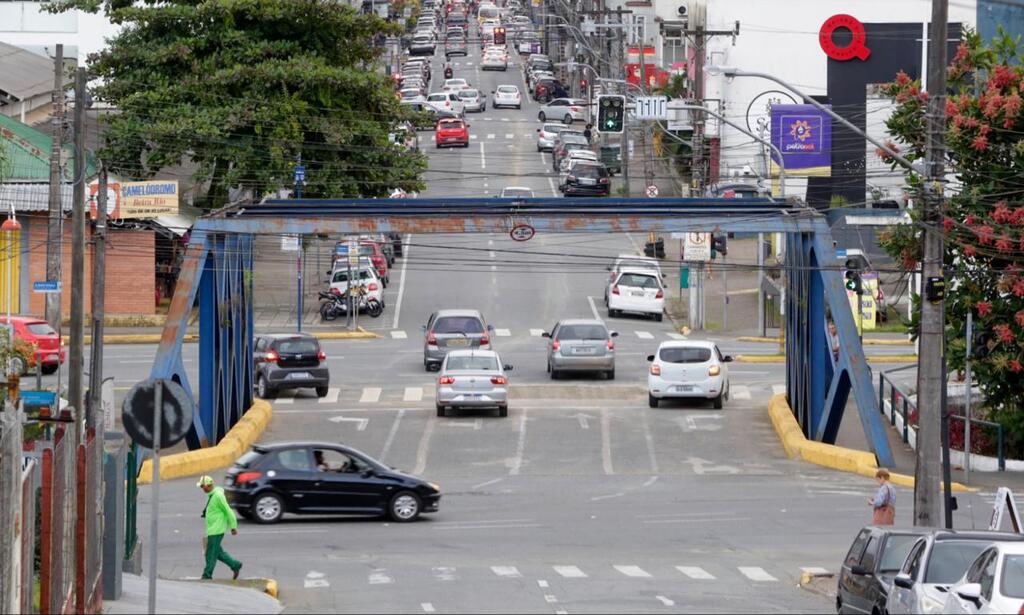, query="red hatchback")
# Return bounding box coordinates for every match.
[0,316,64,375]
[435,118,470,148]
